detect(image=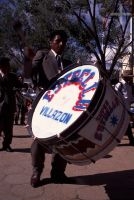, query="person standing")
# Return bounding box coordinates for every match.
[14,88,28,125]
[0,57,23,152]
[115,73,134,145]
[30,30,72,187]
